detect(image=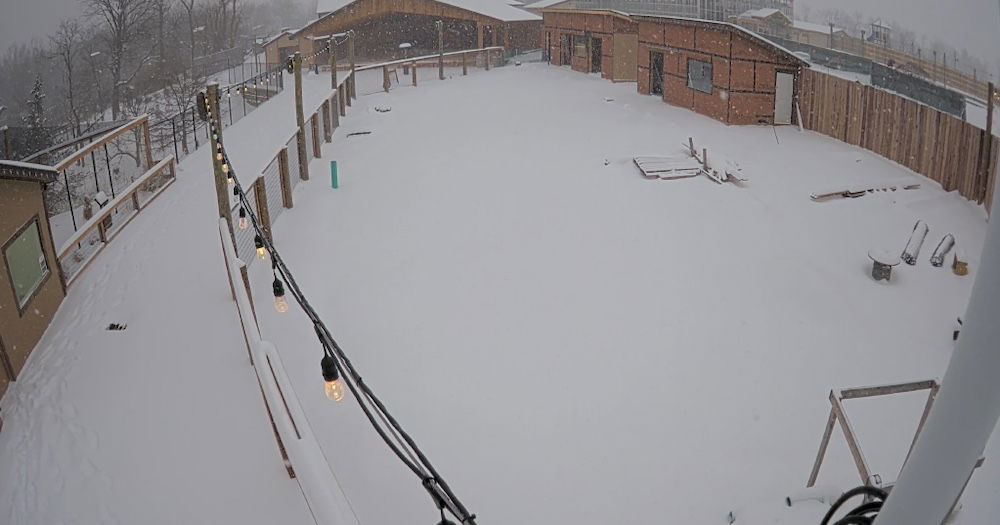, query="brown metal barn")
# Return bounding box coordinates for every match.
[543,9,808,125]
[265,0,543,68]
